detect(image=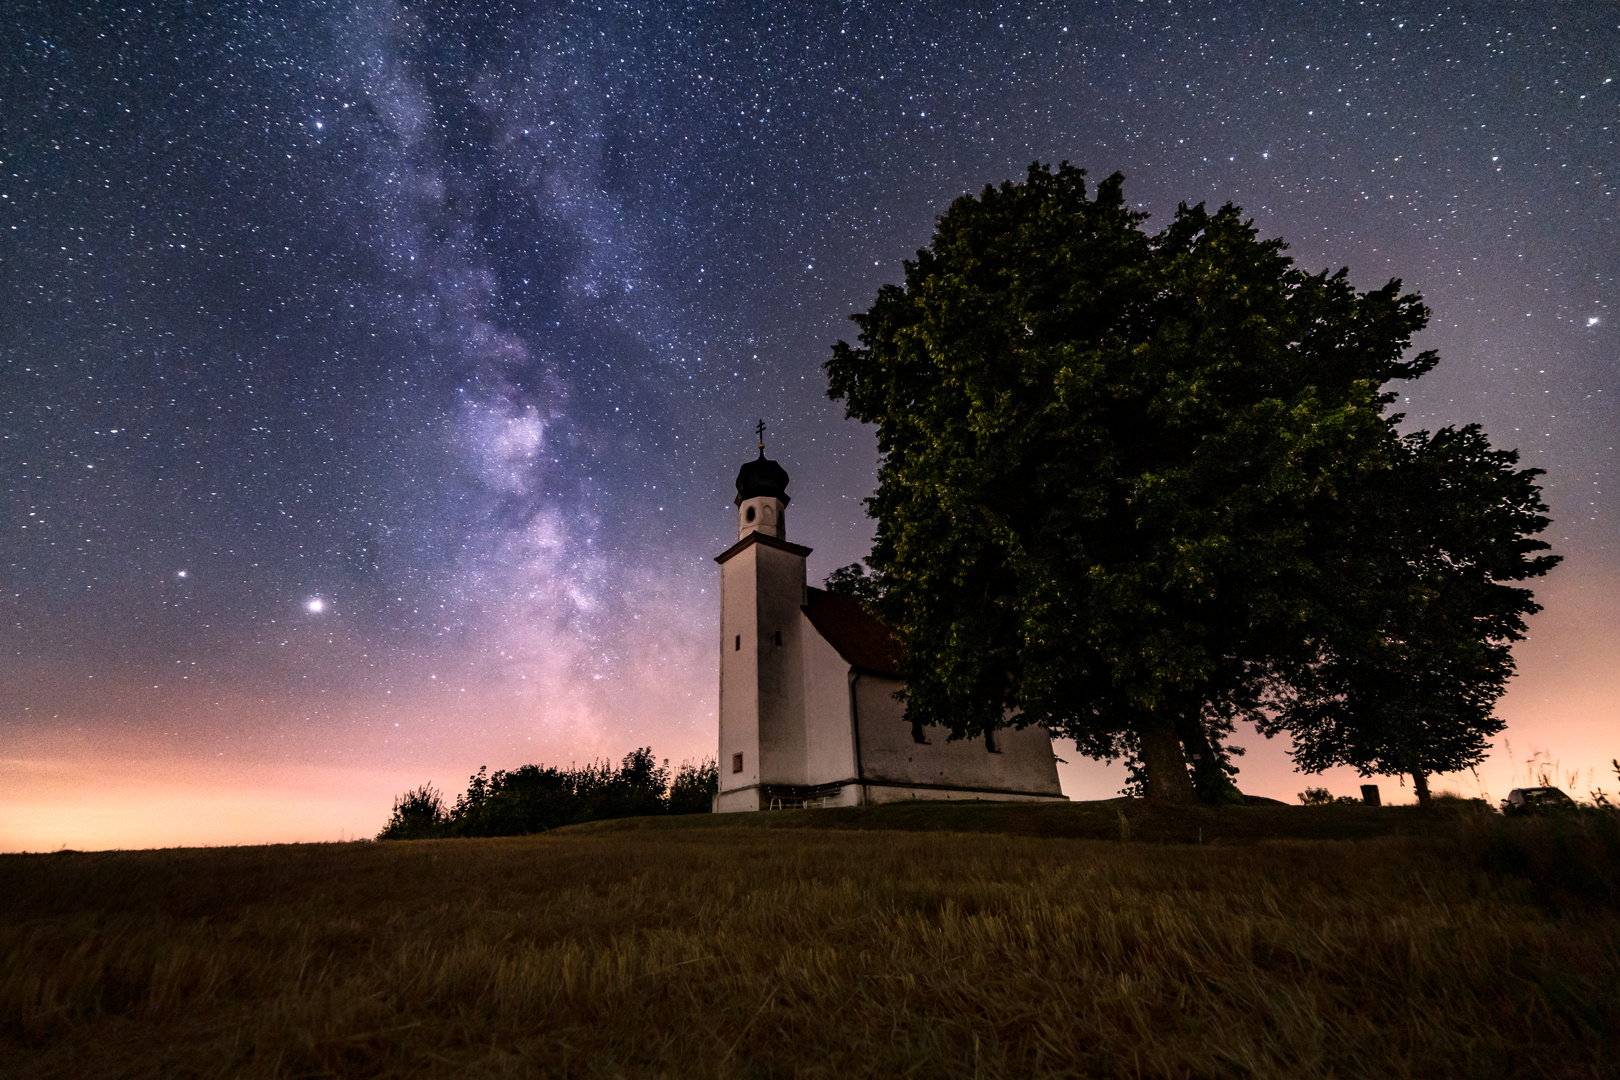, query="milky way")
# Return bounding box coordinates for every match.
[3,2,1616,846]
